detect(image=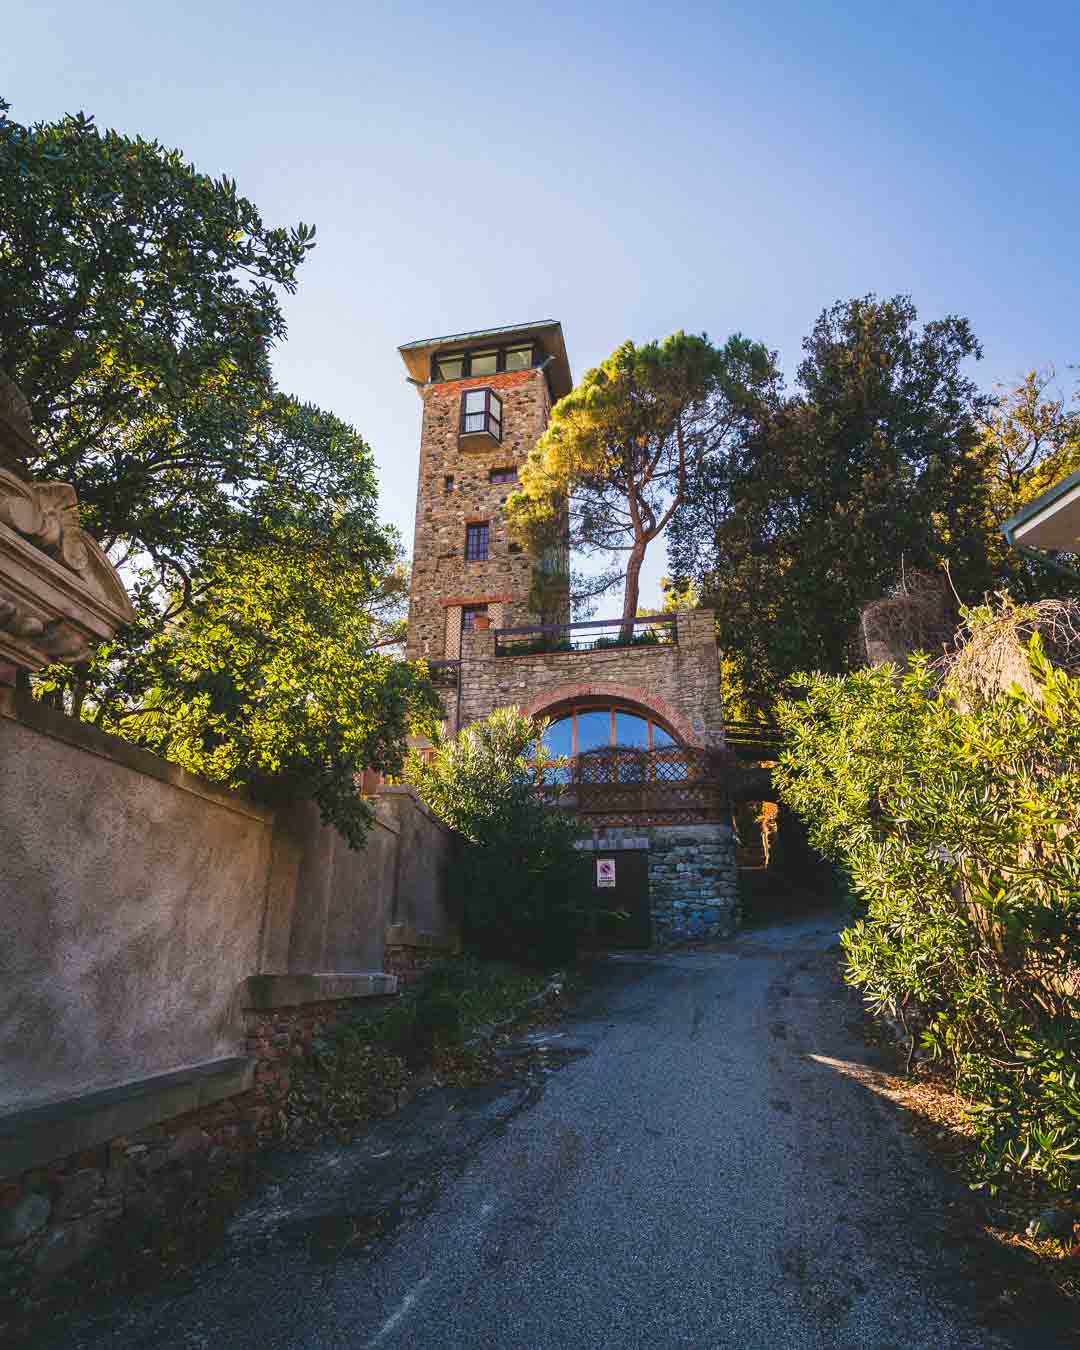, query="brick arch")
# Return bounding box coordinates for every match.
[519,682,698,746]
